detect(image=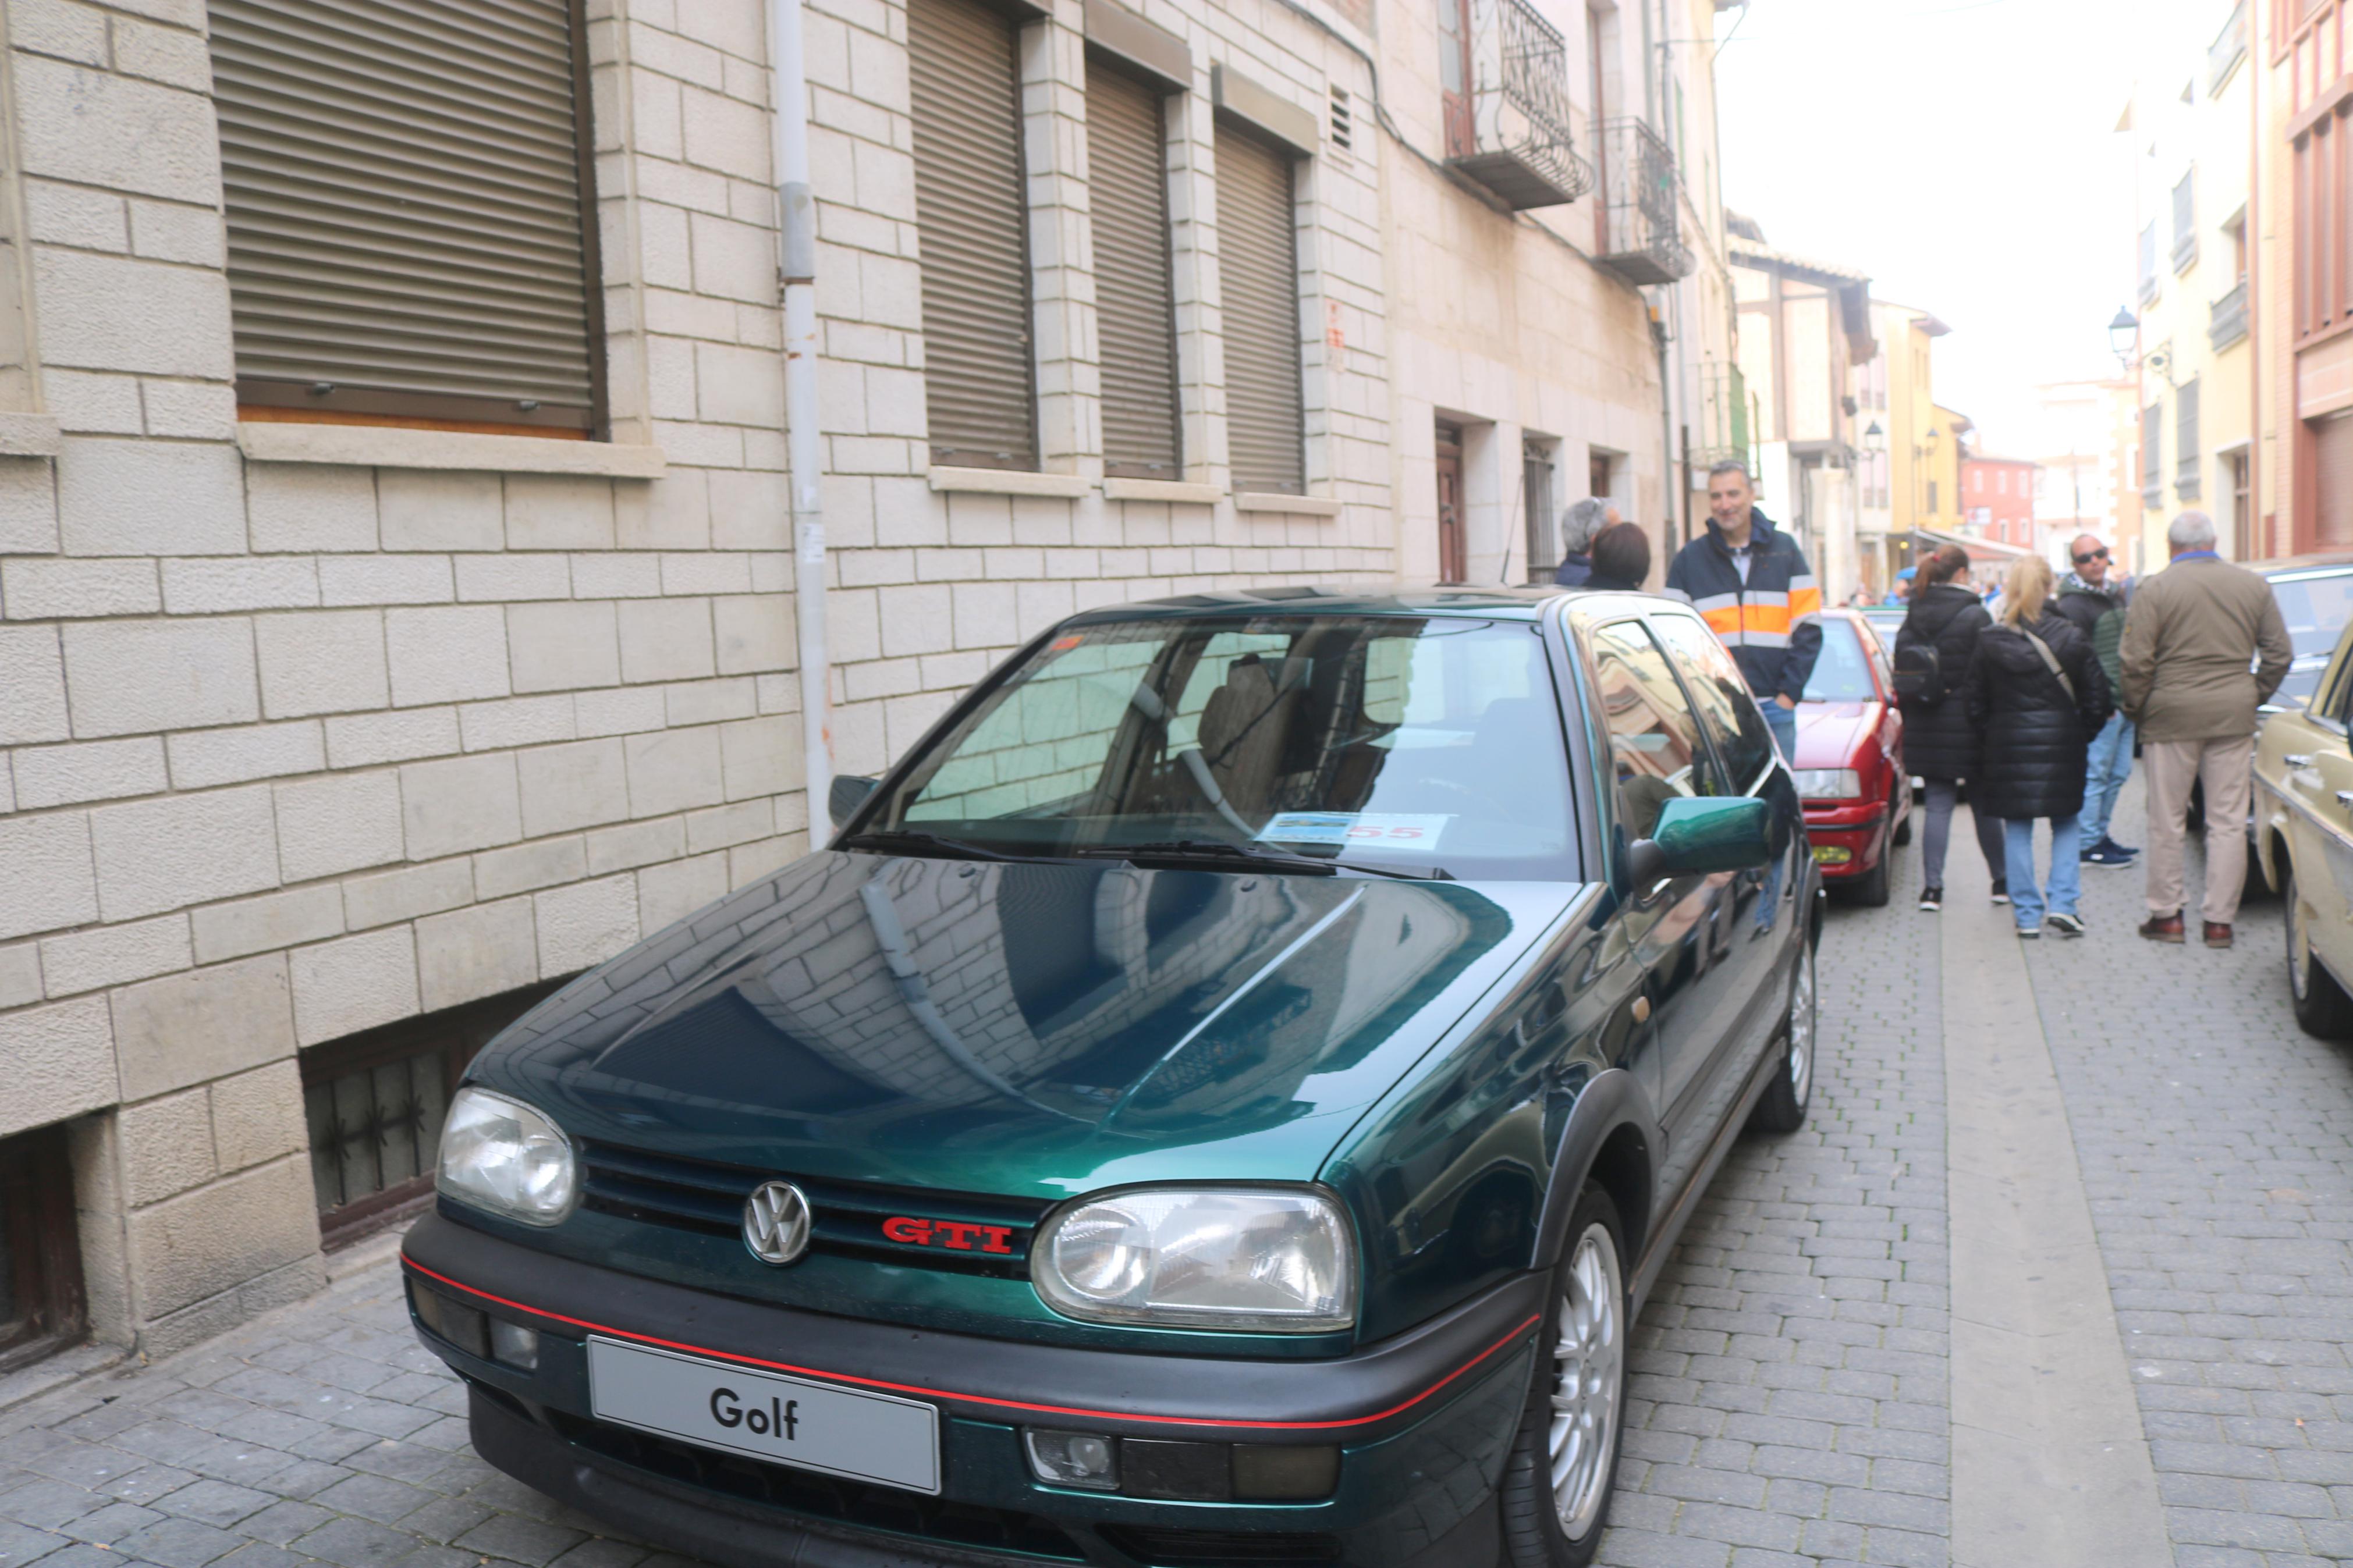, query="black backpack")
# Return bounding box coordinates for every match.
[1890,630,1945,706]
